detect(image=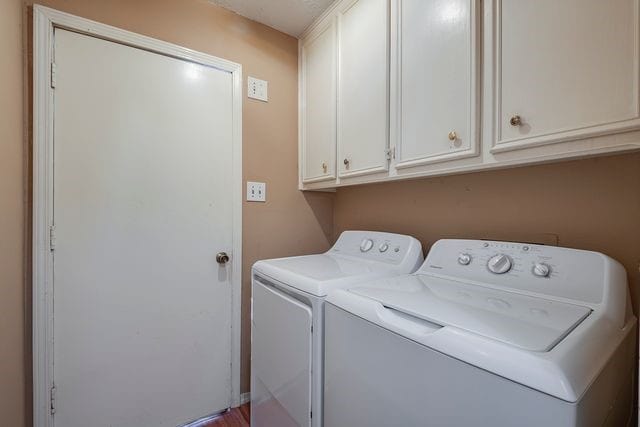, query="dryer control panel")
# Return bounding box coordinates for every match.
[418,239,620,305]
[329,230,423,268]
